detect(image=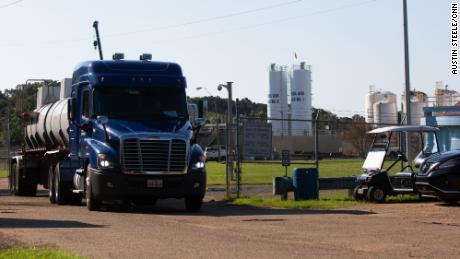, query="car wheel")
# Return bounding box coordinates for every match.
[185,196,203,211]
[440,198,458,205]
[367,186,386,203]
